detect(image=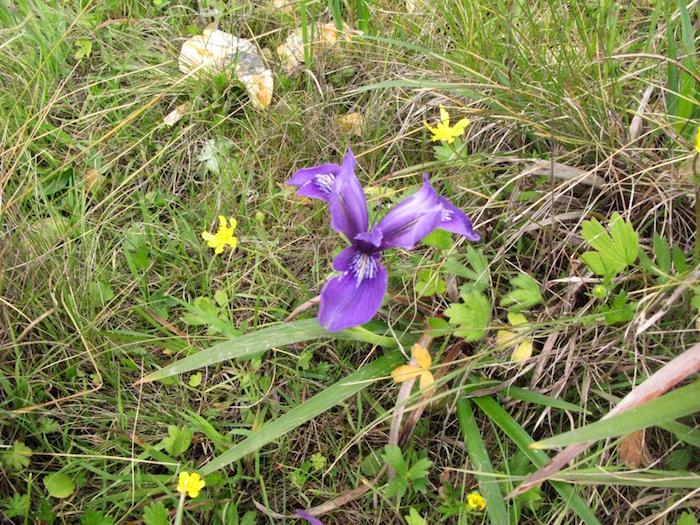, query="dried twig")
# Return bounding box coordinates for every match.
[284,295,320,322]
[509,342,700,497]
